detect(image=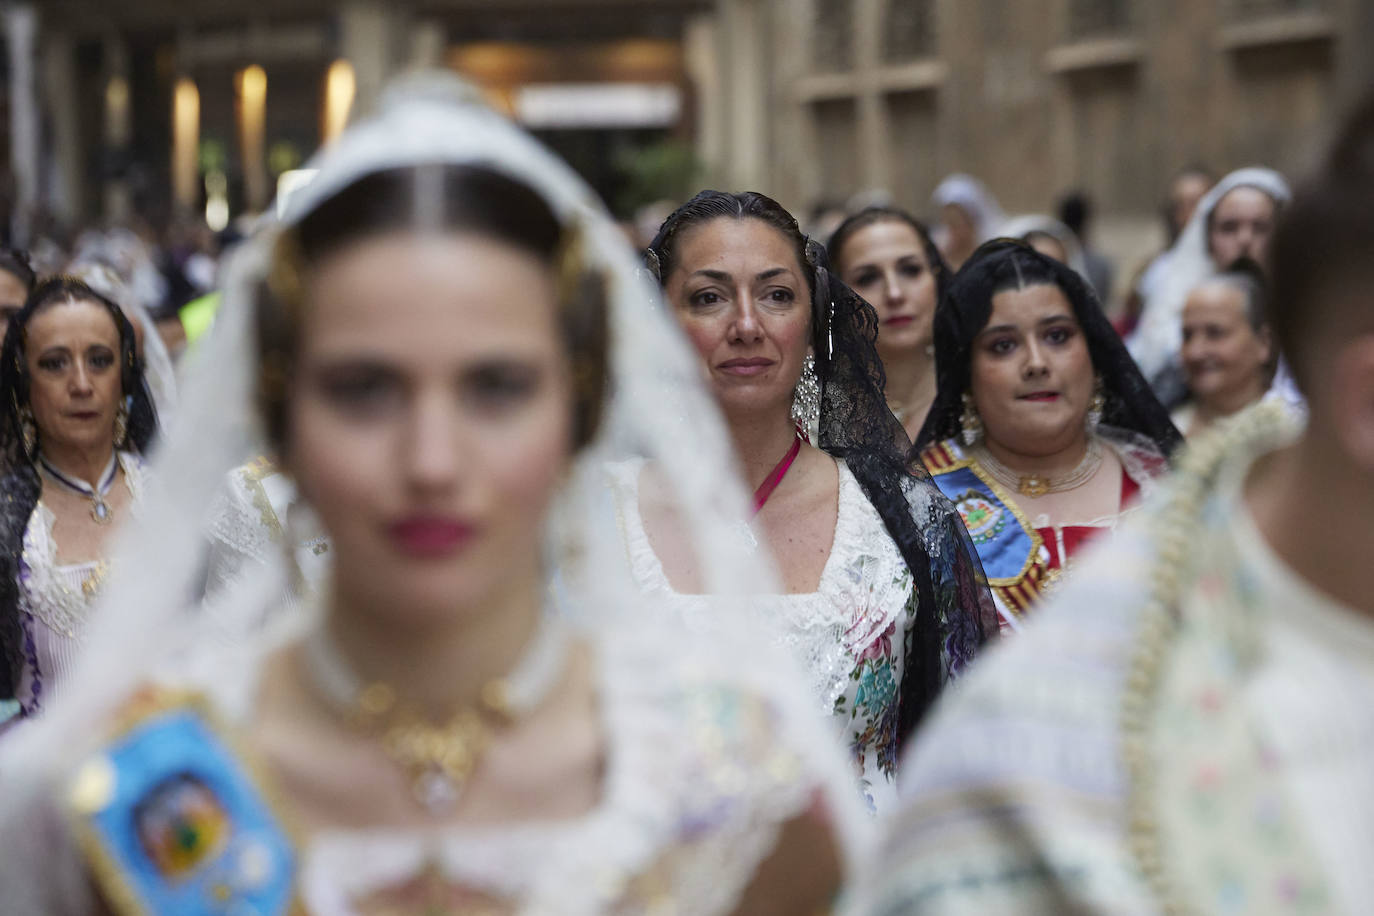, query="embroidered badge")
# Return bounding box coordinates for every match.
[69,696,296,915]
[954,490,1006,545]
